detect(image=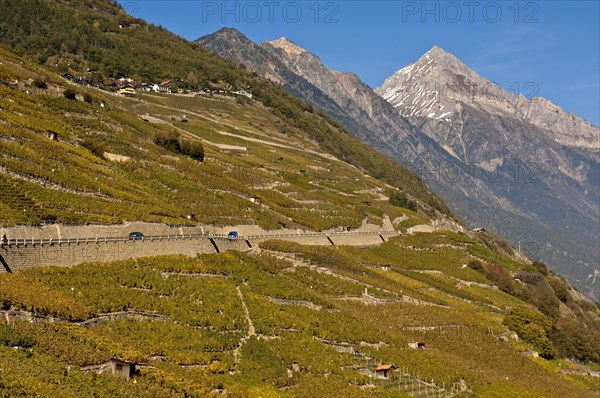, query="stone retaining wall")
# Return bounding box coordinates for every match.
[0,238,220,272]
